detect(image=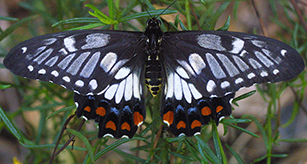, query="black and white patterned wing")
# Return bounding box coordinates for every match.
[161,30,304,97]
[160,30,304,136]
[4,30,145,96]
[4,30,147,138]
